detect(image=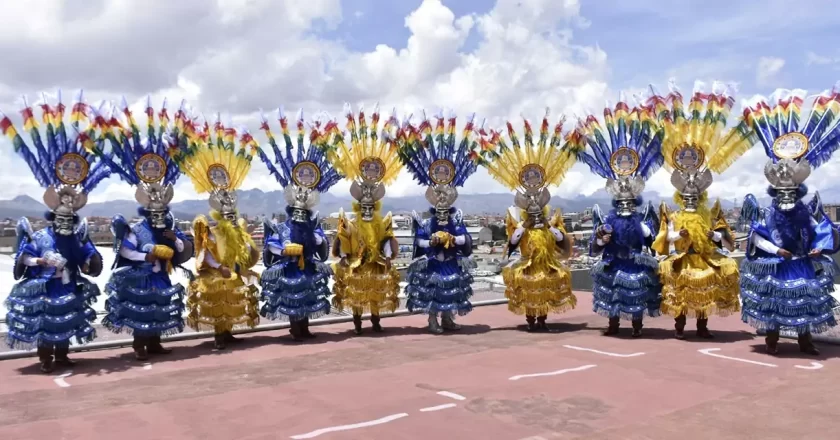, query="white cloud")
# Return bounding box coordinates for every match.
[756,56,785,87]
